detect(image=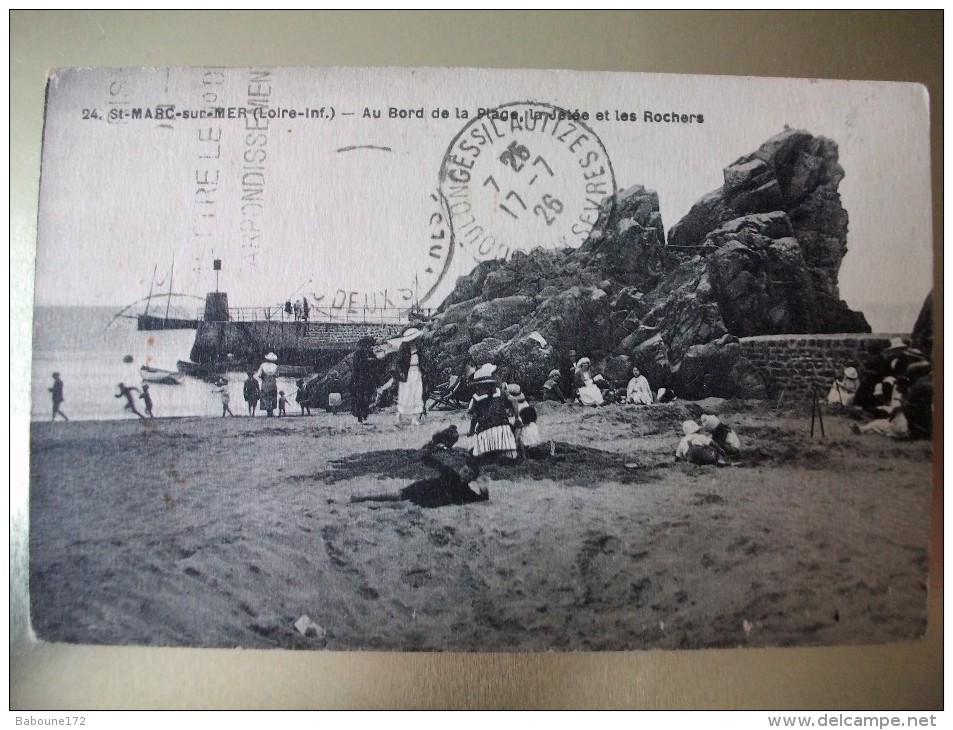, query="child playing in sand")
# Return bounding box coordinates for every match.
[350,440,488,508]
[278,391,289,417]
[505,383,545,457]
[675,420,726,466]
[698,414,741,457]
